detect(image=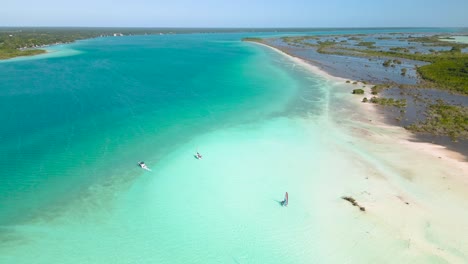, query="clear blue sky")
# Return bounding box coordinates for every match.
[1,0,467,27]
